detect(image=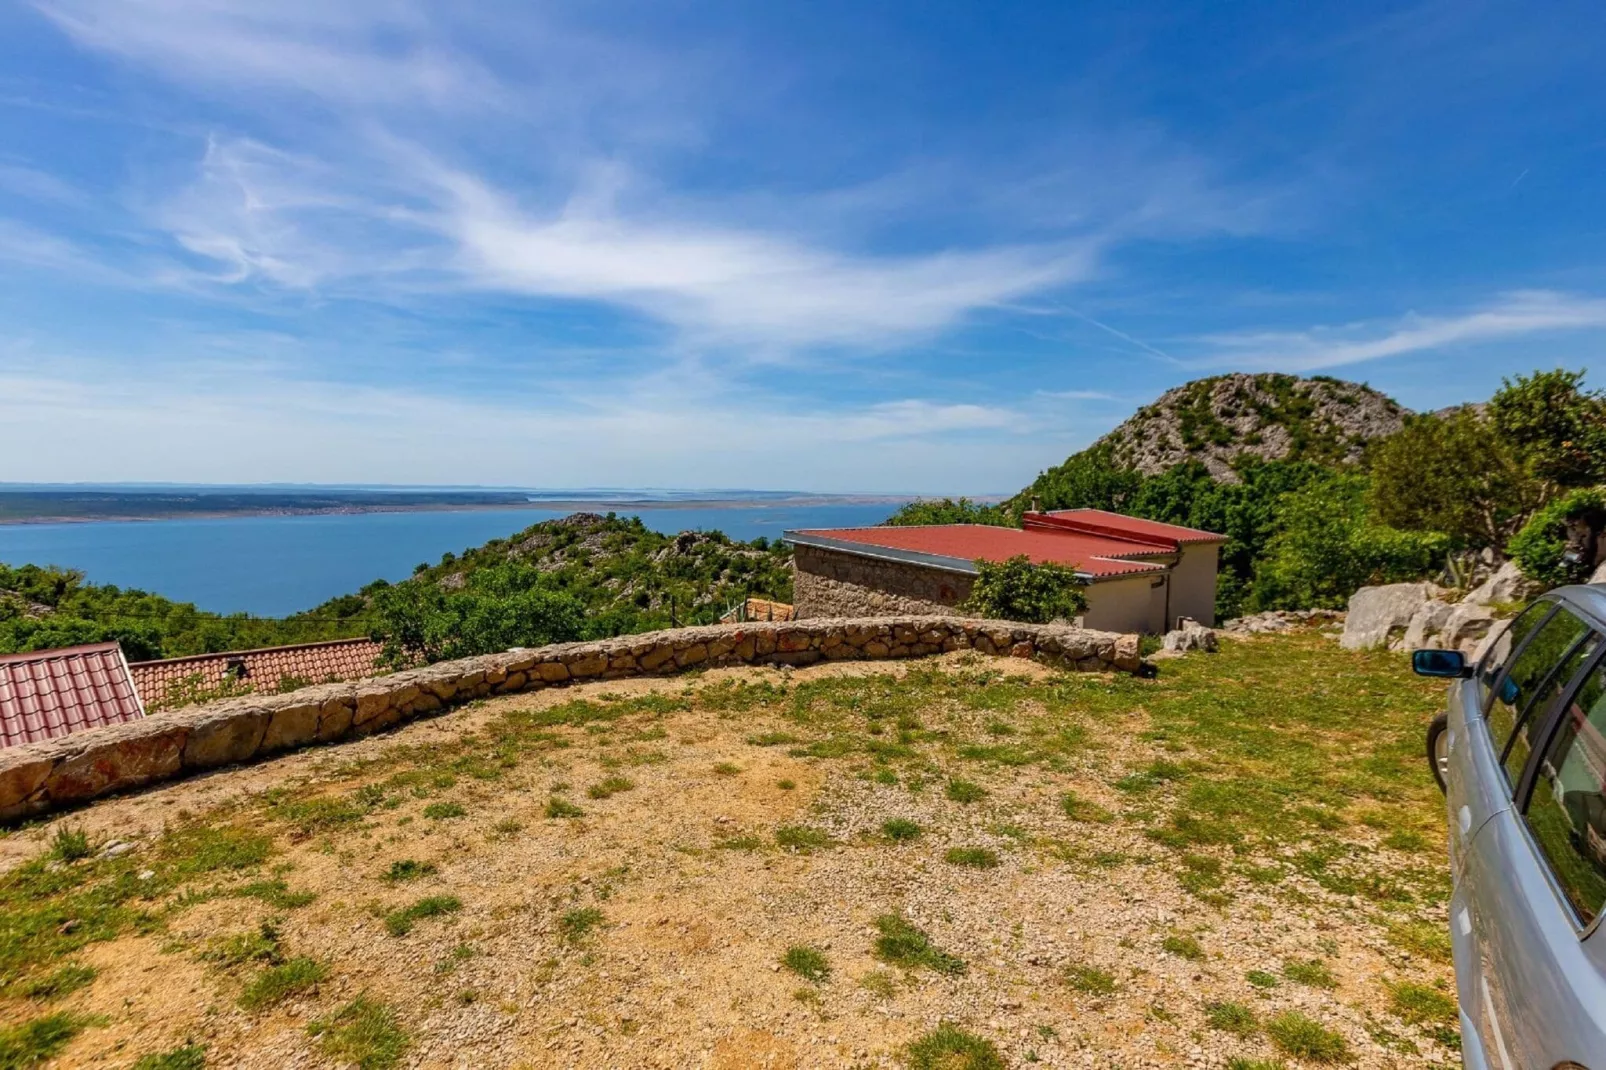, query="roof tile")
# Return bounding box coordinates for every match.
[0,642,146,749]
